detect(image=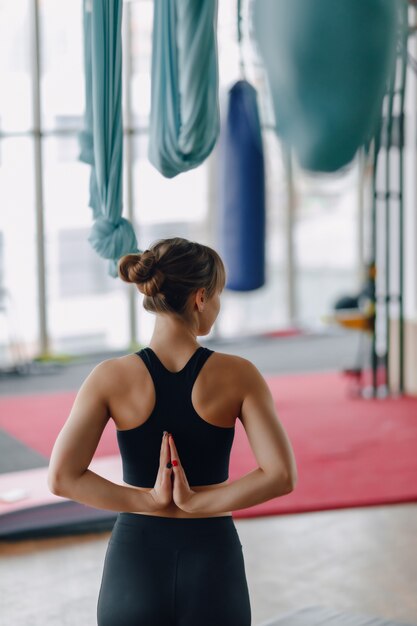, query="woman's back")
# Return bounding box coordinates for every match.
[106,345,246,518]
[110,346,241,432]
